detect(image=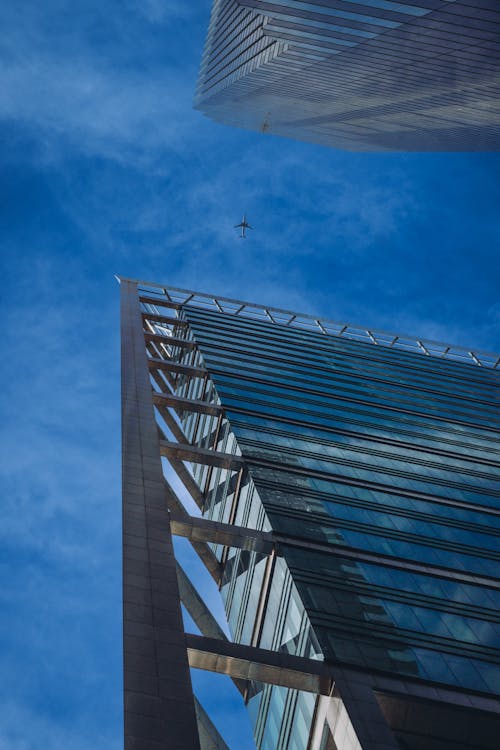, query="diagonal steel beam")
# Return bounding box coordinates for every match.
[194,697,231,750]
[176,562,227,642]
[149,360,176,392]
[163,482,221,583]
[154,401,187,445]
[165,457,205,508]
[176,562,247,697]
